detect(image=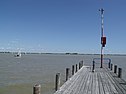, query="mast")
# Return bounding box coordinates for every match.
[99,8,106,68]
